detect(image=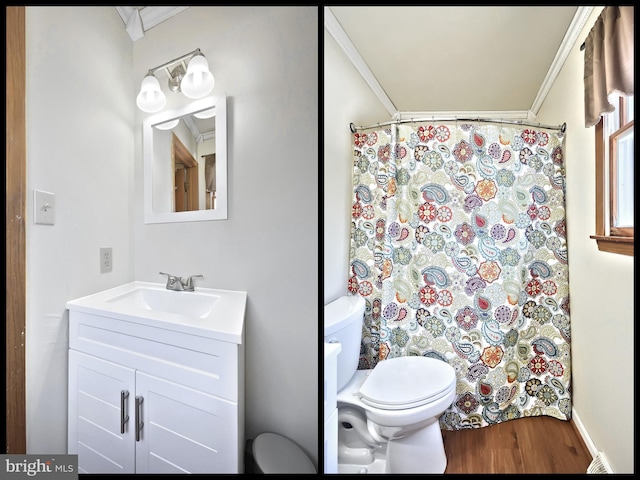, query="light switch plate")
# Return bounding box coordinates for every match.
[34,189,55,225]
